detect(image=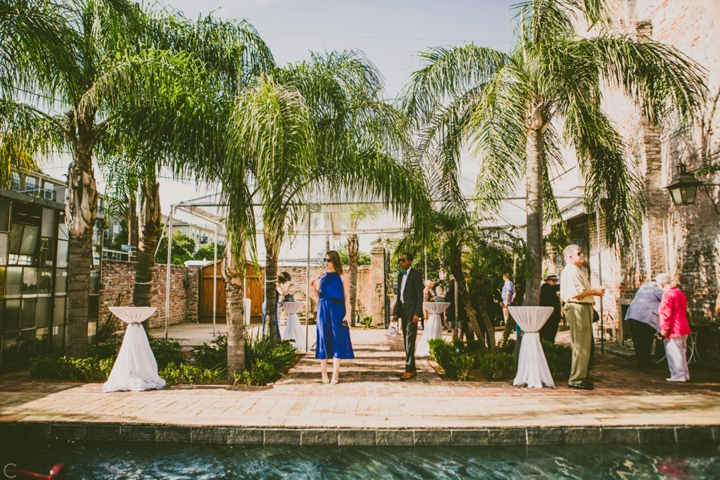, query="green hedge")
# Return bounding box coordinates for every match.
[29,355,114,382]
[239,334,298,385]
